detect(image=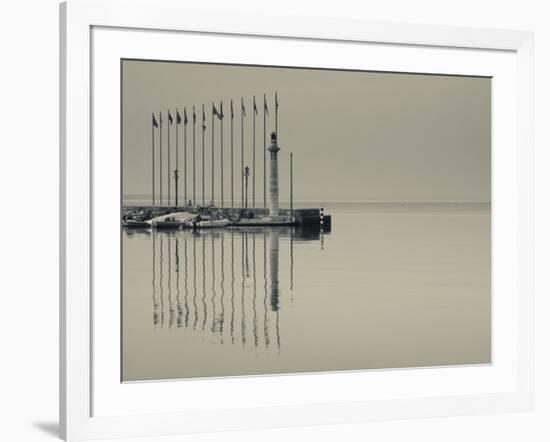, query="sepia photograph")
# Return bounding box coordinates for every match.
[121,59,491,382]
